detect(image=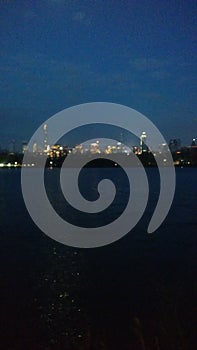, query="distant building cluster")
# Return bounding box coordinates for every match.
[72,140,130,156]
[0,124,197,167]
